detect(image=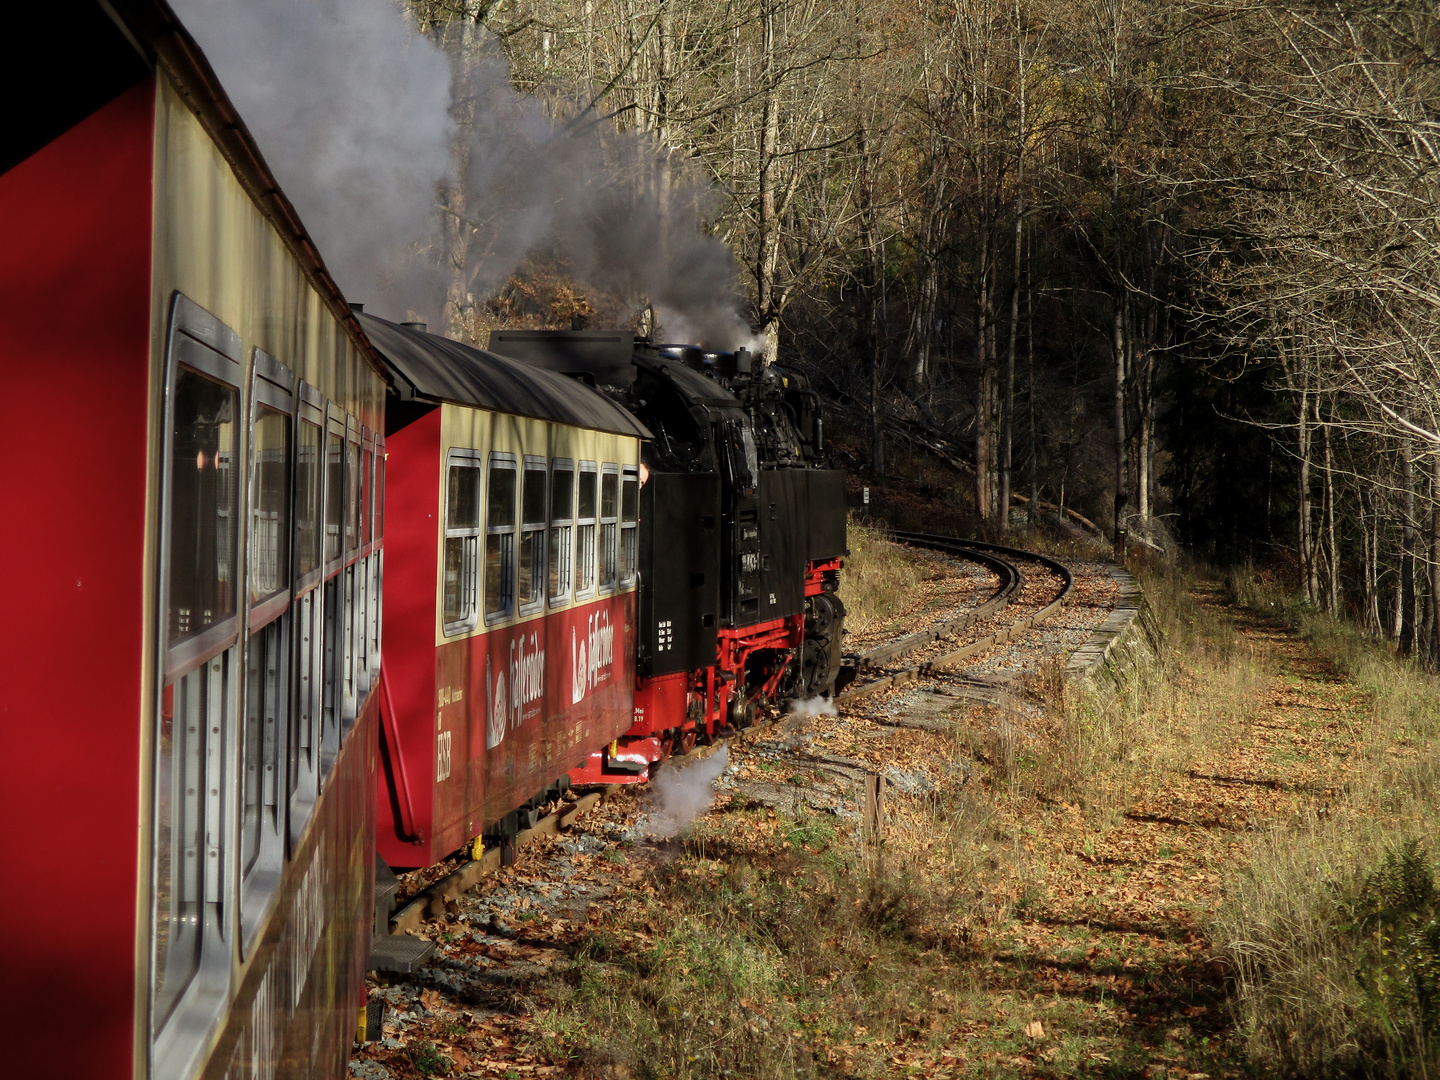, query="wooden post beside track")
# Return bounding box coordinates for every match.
[862,772,885,844]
